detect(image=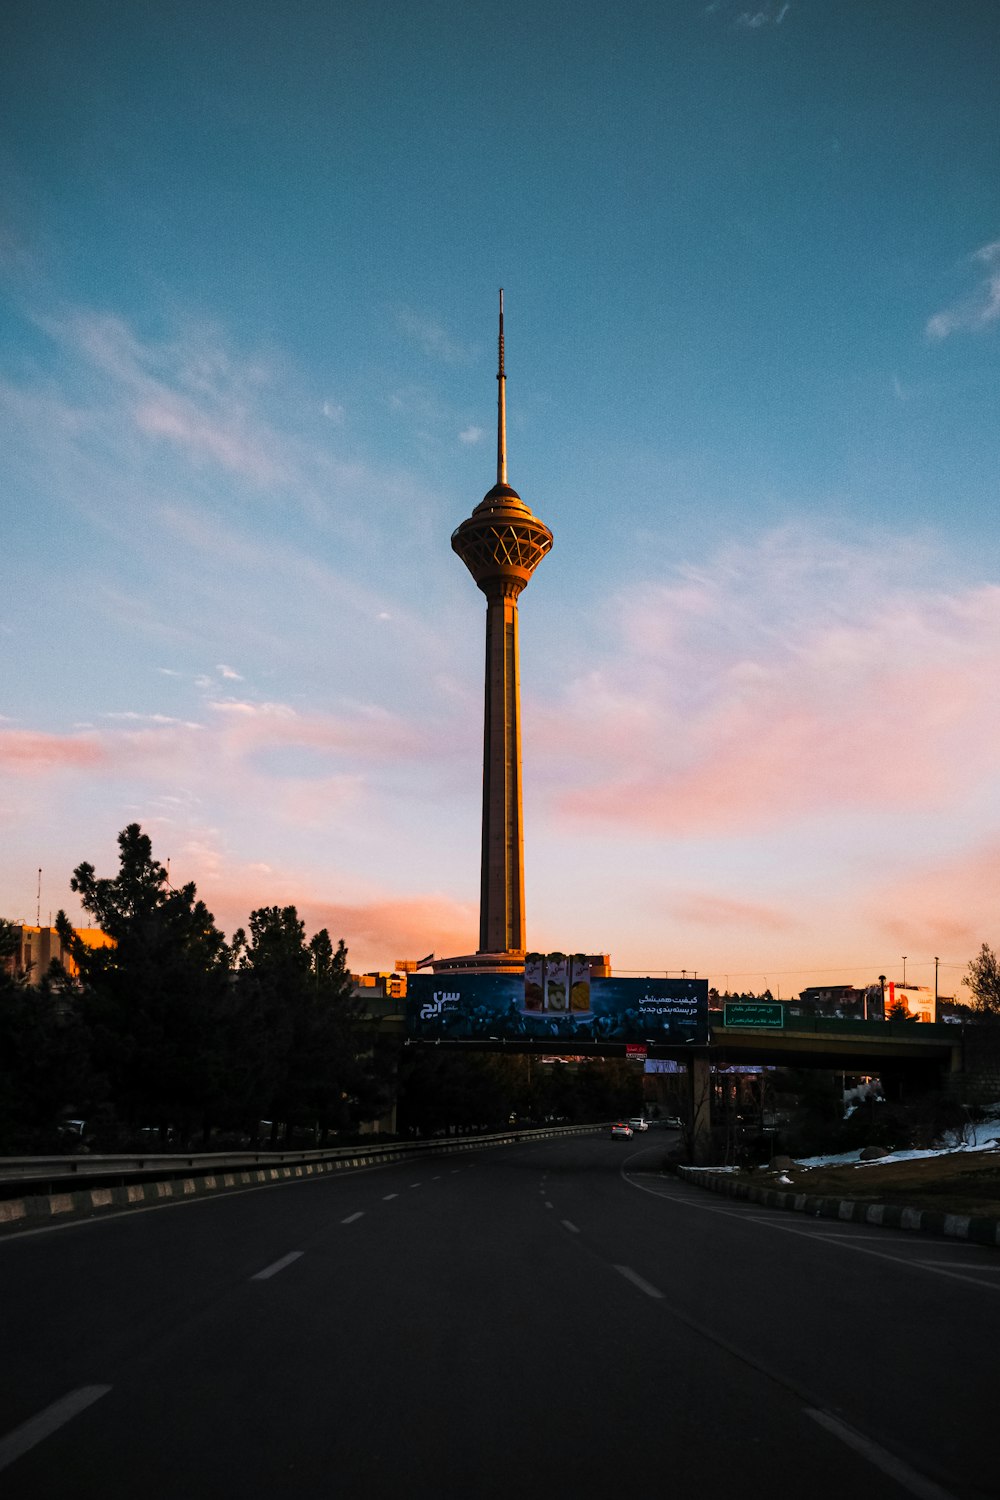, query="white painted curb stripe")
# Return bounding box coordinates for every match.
[0,1385,112,1472]
[251,1250,303,1281]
